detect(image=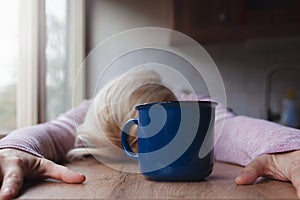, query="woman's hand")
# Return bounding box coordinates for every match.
[235,150,300,198]
[0,148,86,200]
